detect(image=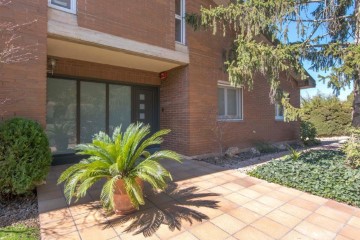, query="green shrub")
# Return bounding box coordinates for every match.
[342,128,360,169]
[0,118,52,196]
[300,121,320,146]
[249,150,360,207]
[301,94,352,136]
